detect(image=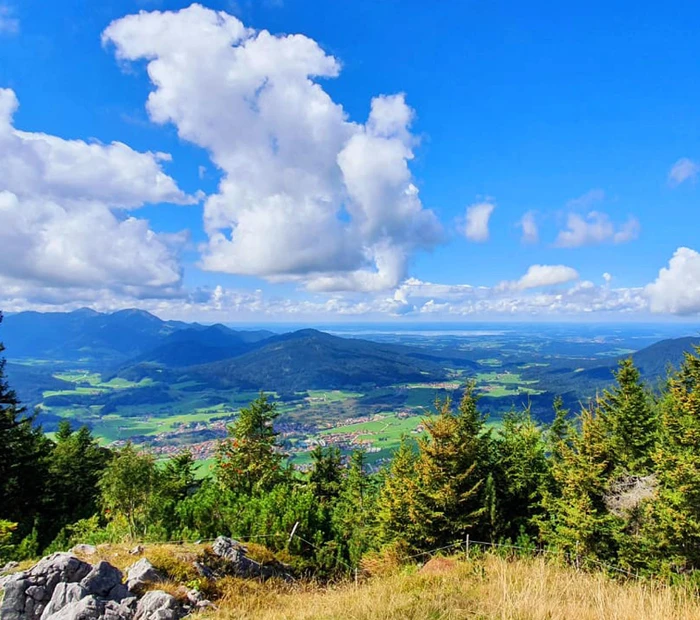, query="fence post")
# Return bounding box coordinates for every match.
[465,534,470,561]
[575,541,580,571]
[354,567,358,588]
